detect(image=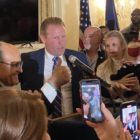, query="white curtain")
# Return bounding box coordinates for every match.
[38,0,49,35]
